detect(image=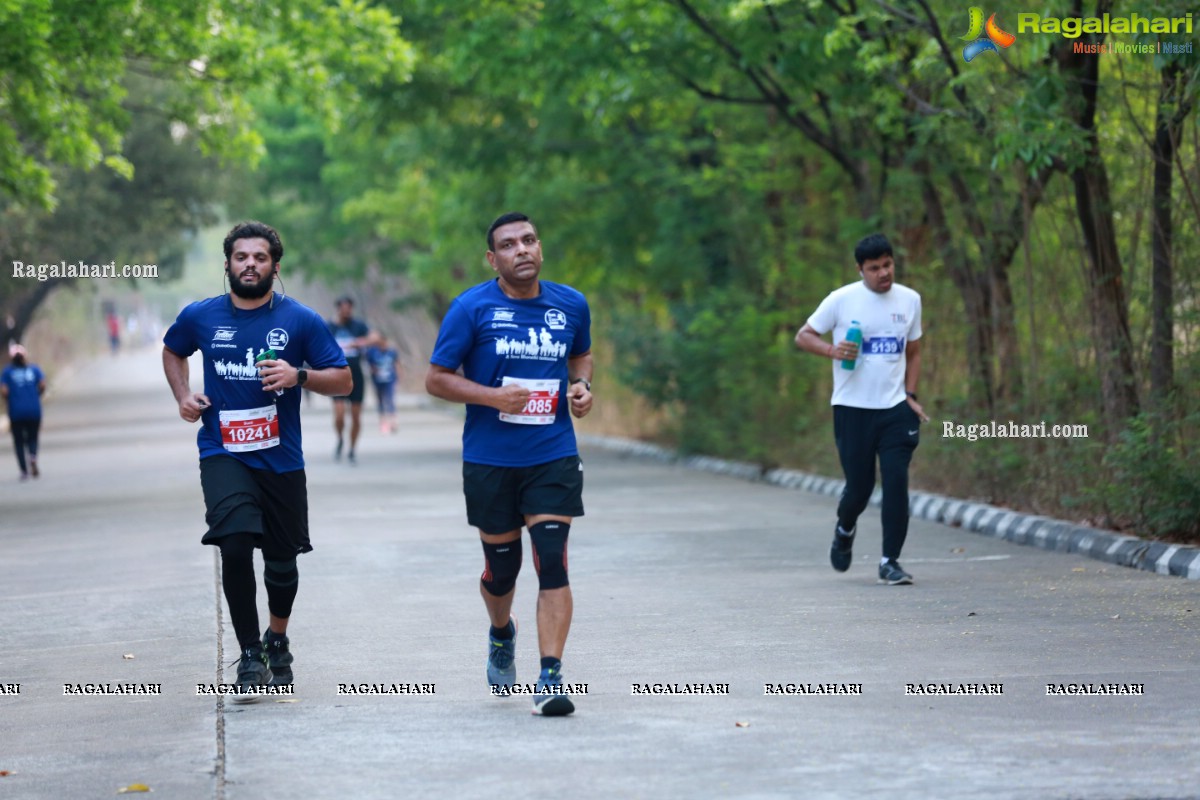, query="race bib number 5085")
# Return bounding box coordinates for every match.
[498,377,560,425]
